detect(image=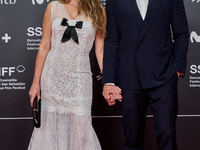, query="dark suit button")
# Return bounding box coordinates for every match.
[154,45,157,48]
